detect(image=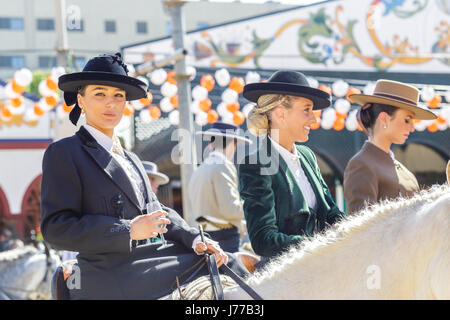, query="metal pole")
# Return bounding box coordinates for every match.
[55,0,69,68]
[163,0,197,226]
